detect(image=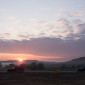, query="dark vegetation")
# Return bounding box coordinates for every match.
[0,72,85,85]
[1,57,85,72]
[6,62,45,72]
[0,57,85,84]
